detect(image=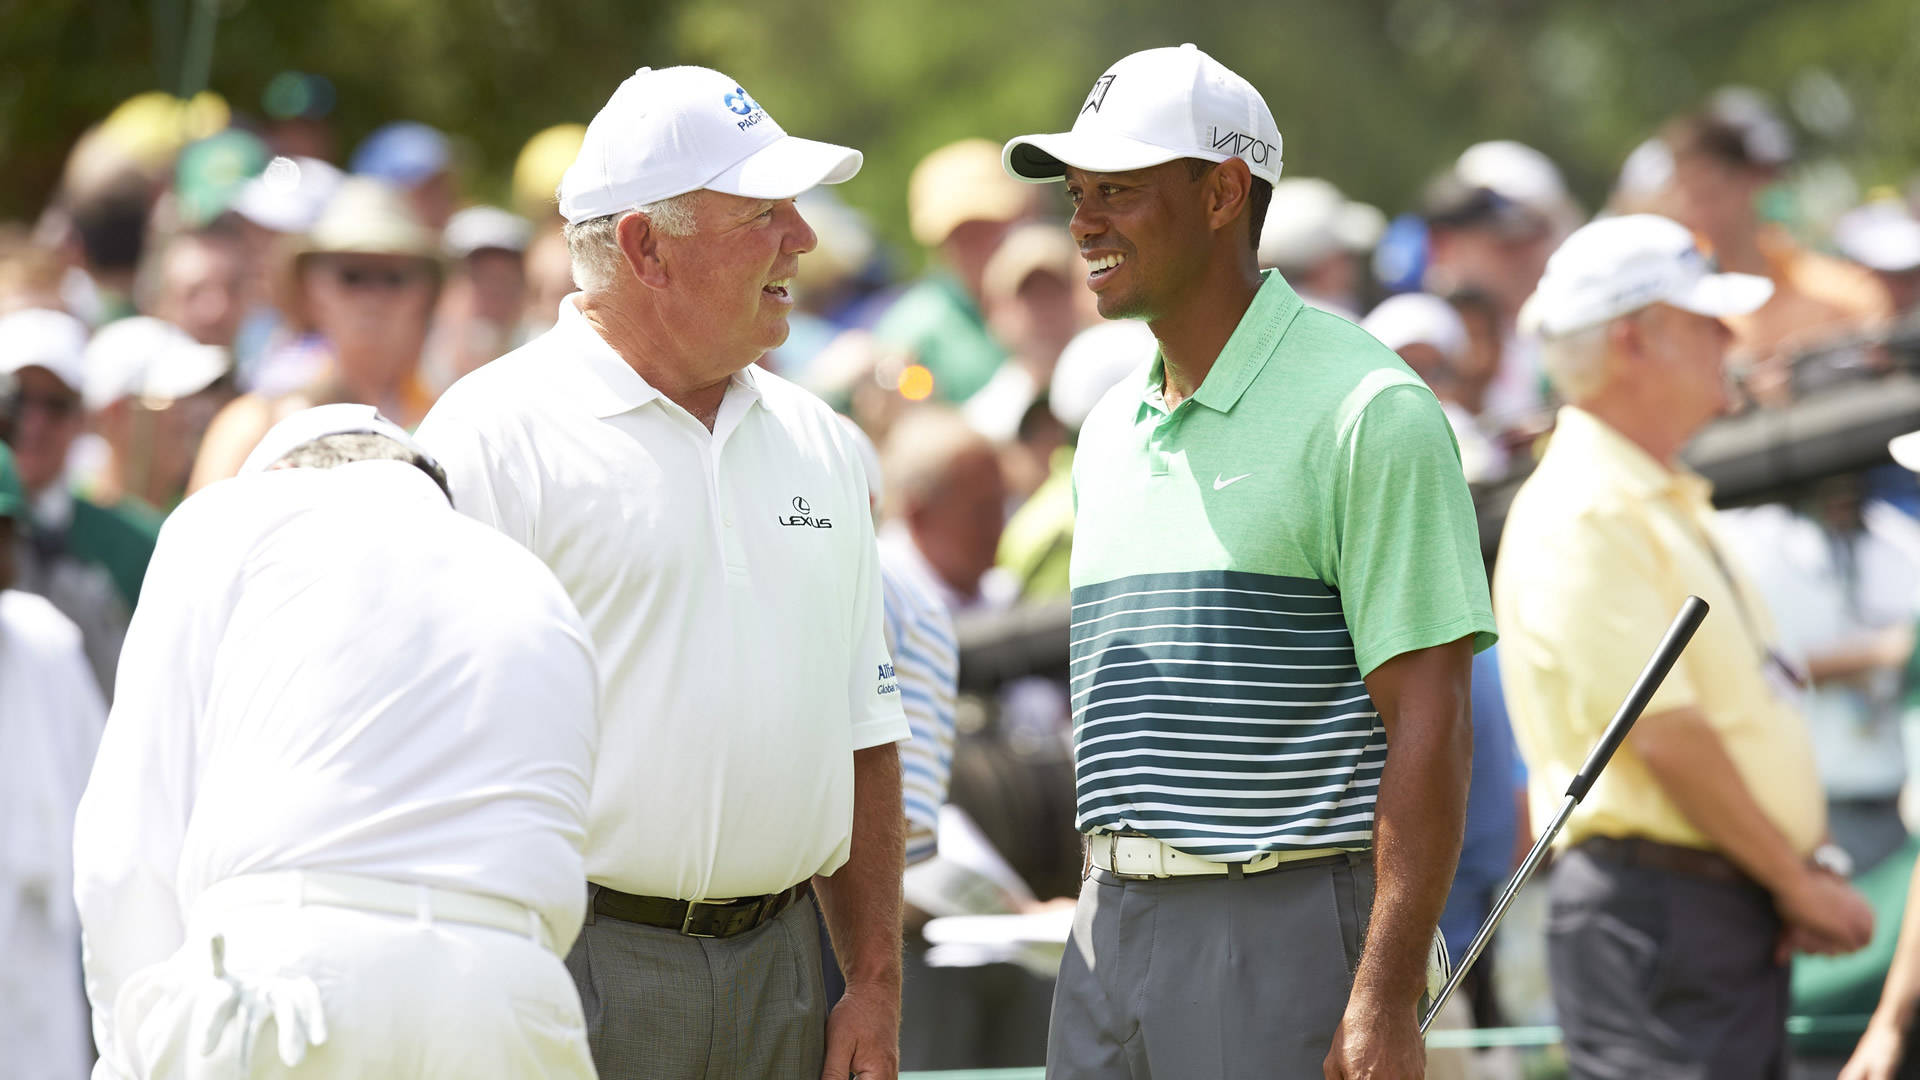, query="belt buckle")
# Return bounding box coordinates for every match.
[681,898,729,938]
